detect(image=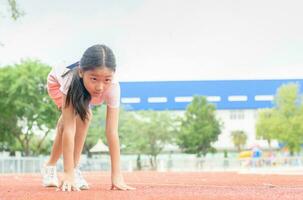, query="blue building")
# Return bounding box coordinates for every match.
[120,79,303,150]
